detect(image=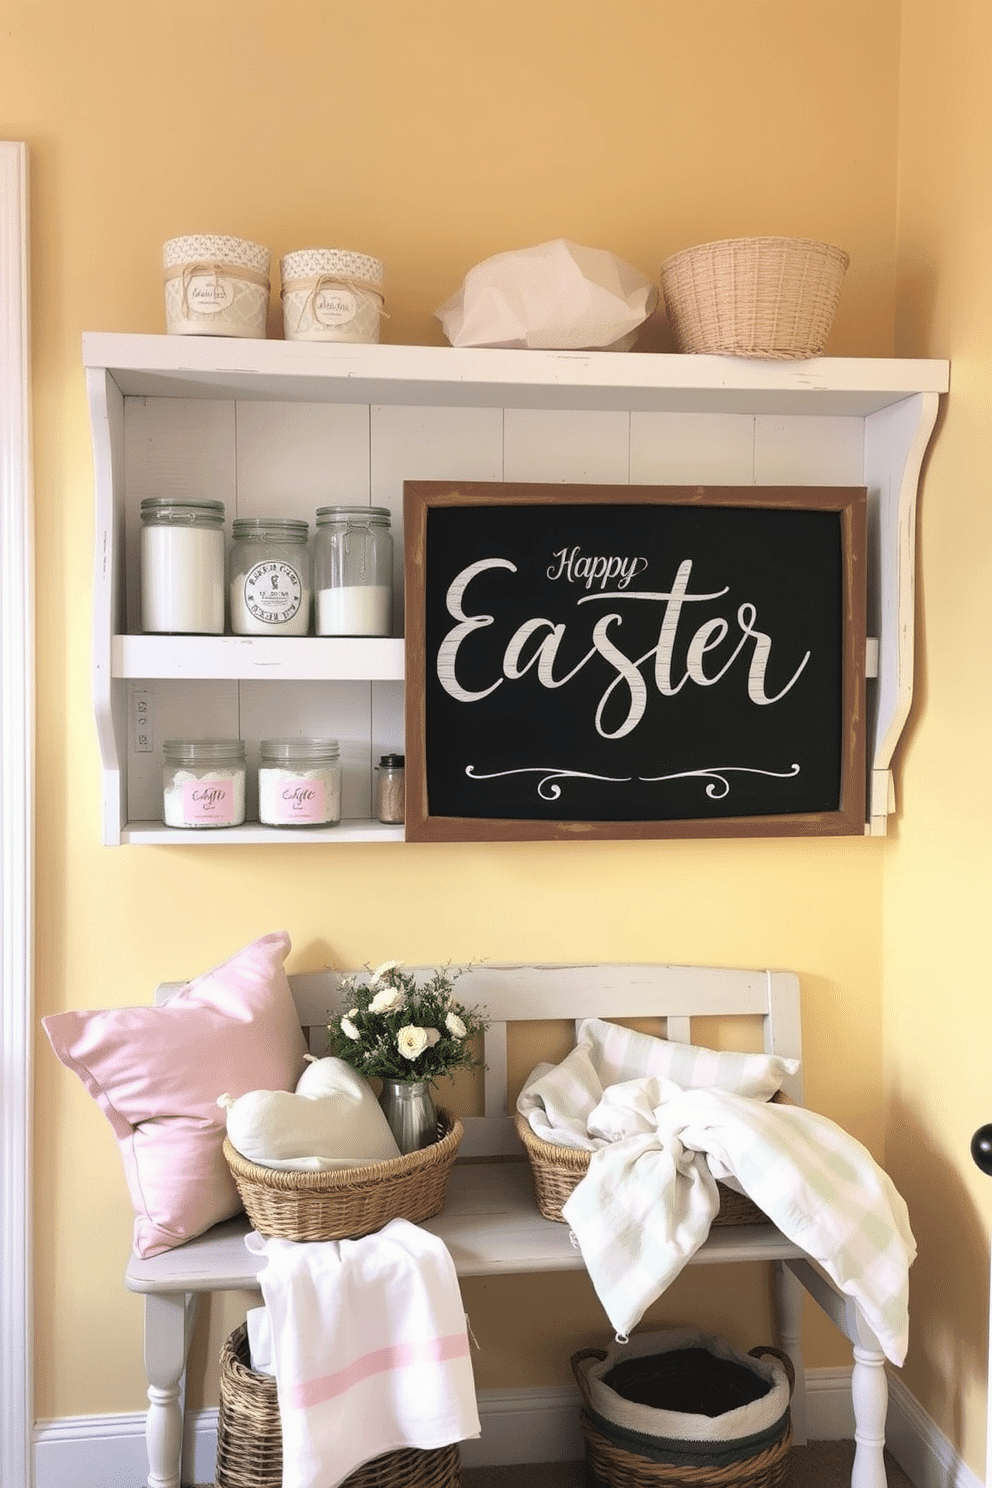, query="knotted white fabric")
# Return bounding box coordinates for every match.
[517,1019,915,1364]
